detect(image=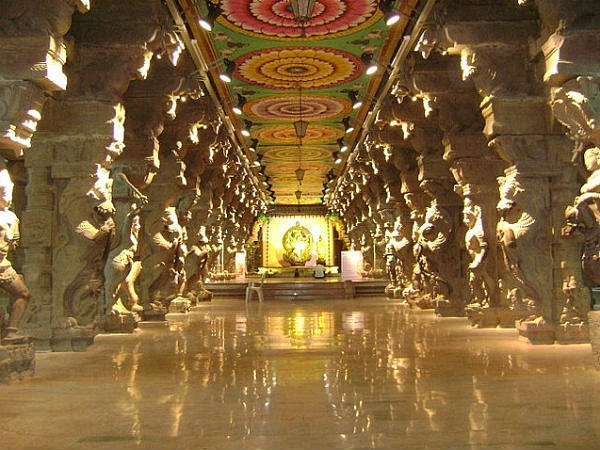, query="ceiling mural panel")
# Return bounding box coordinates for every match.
[235,47,363,90]
[245,94,351,122]
[261,146,333,162]
[253,124,343,145]
[181,0,416,205]
[220,0,381,39]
